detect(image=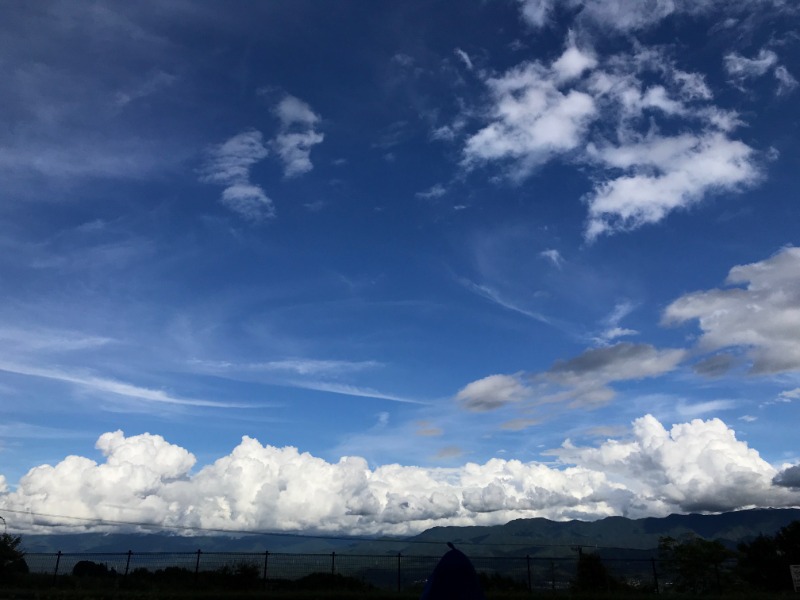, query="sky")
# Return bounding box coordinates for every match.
[1,0,800,538]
